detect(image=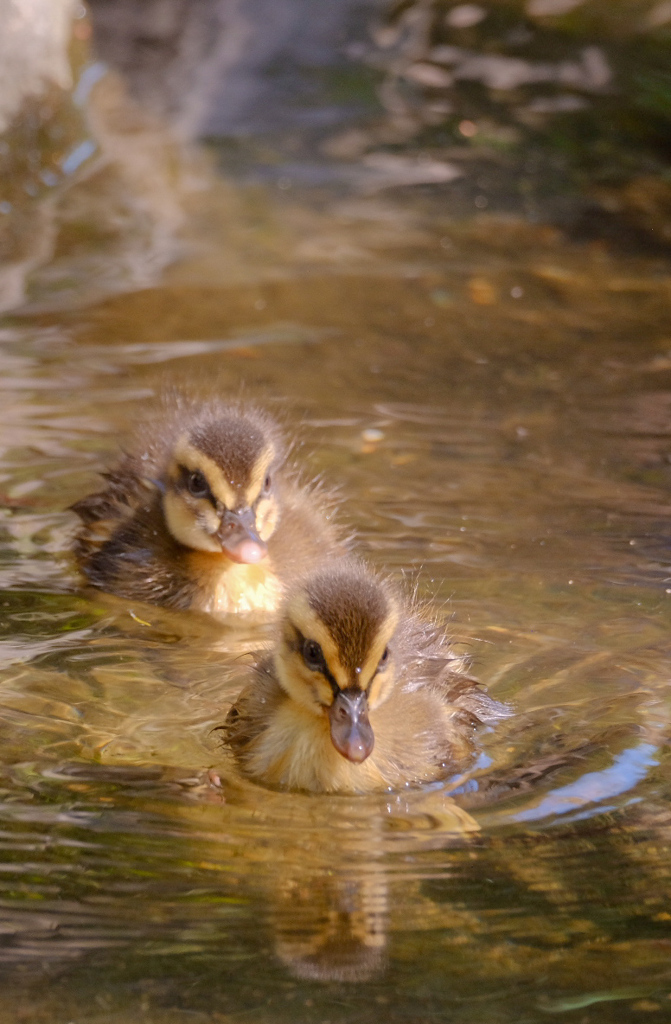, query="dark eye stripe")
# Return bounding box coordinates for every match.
[363,648,391,694]
[252,472,274,508]
[292,627,340,698]
[179,466,216,506]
